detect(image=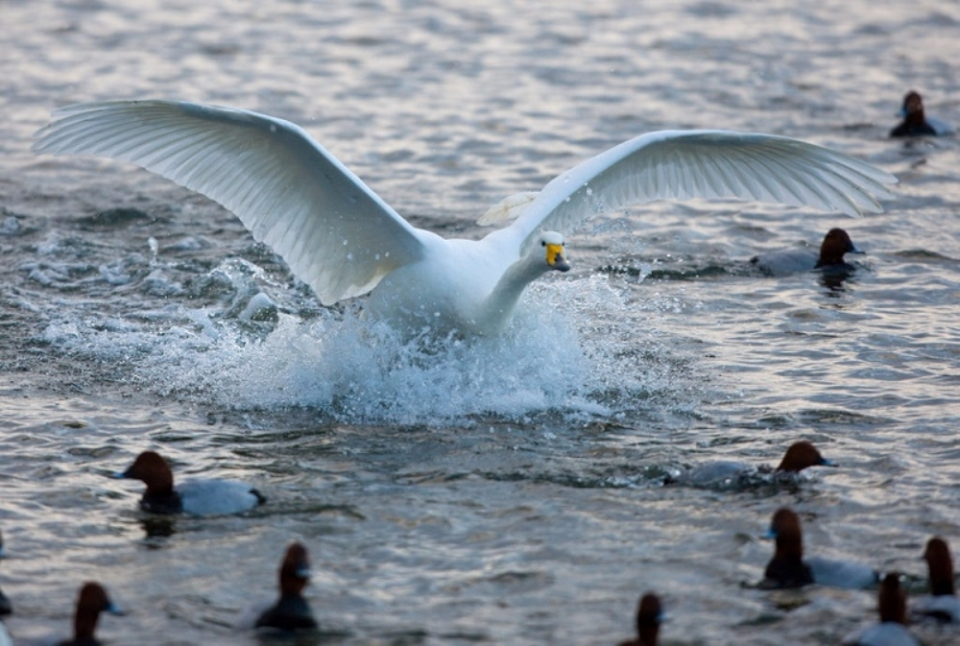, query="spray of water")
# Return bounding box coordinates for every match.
[35,257,698,426]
